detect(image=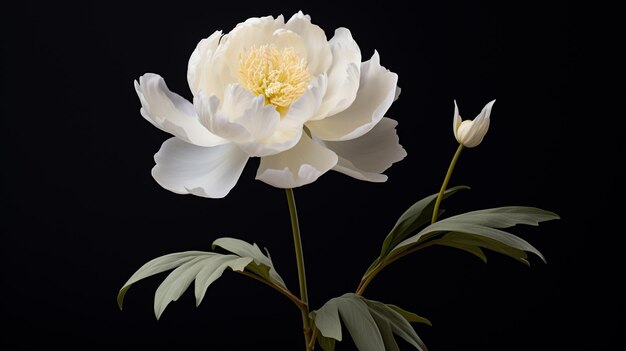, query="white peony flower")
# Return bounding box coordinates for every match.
[135,12,406,198]
[453,100,496,148]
